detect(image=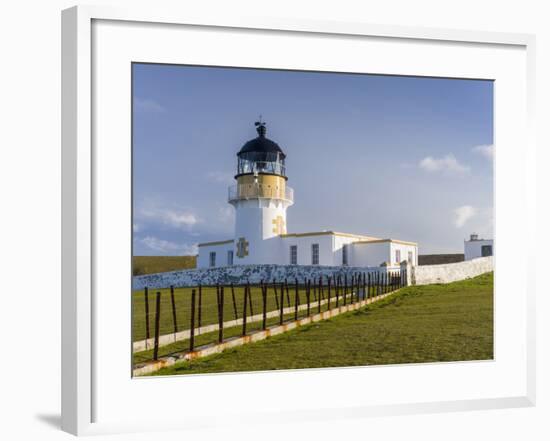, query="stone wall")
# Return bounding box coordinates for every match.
[132,257,493,290]
[132,264,394,290]
[411,256,493,285]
